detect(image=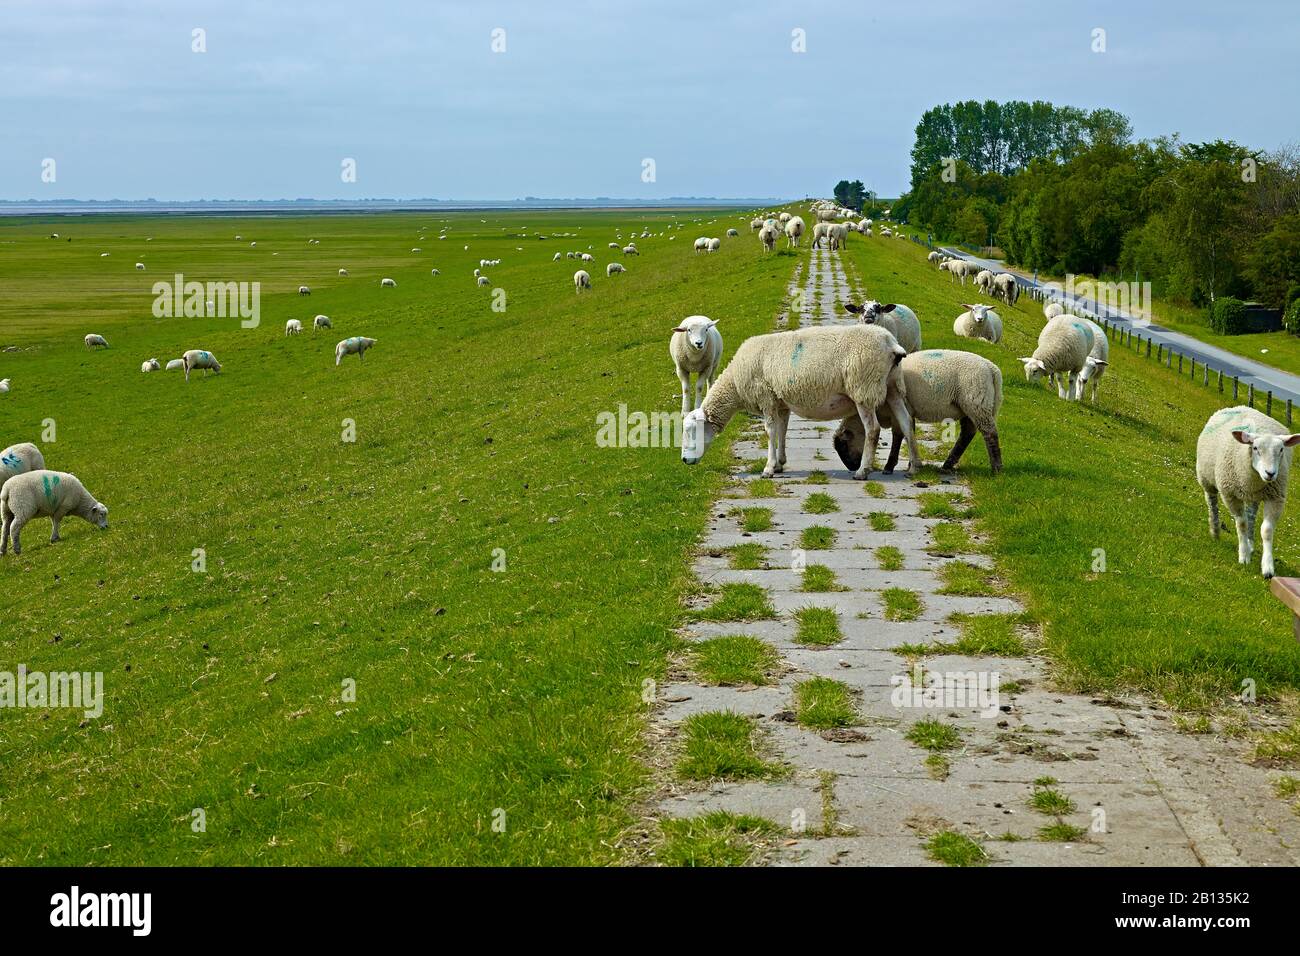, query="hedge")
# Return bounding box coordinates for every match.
[1209,296,1248,335]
